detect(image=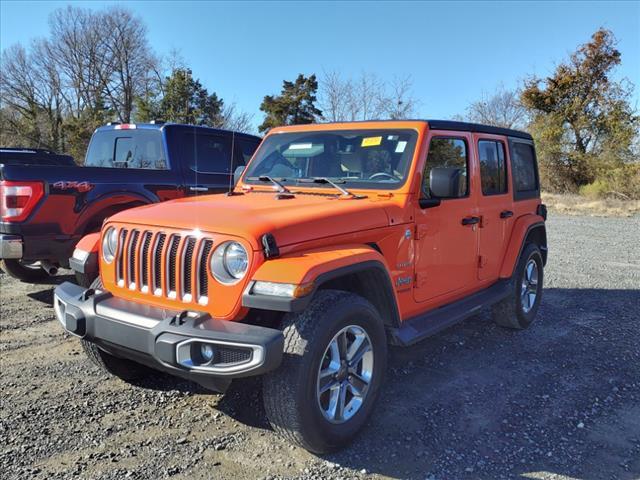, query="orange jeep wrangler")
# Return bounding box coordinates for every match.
[54,120,547,453]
